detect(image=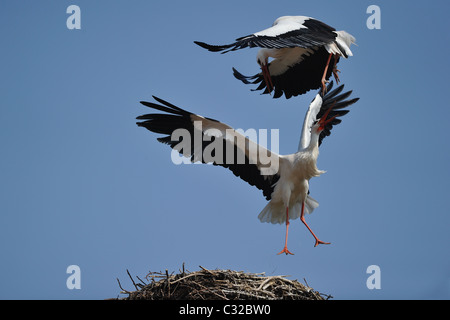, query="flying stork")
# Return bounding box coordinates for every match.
[136,82,359,255]
[194,16,355,98]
